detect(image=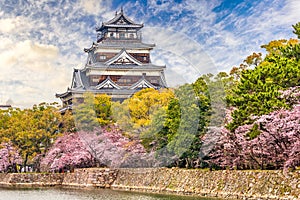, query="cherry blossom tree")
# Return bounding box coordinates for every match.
[40,132,95,172]
[0,143,22,172]
[41,125,154,171]
[79,125,154,168]
[209,87,300,171]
